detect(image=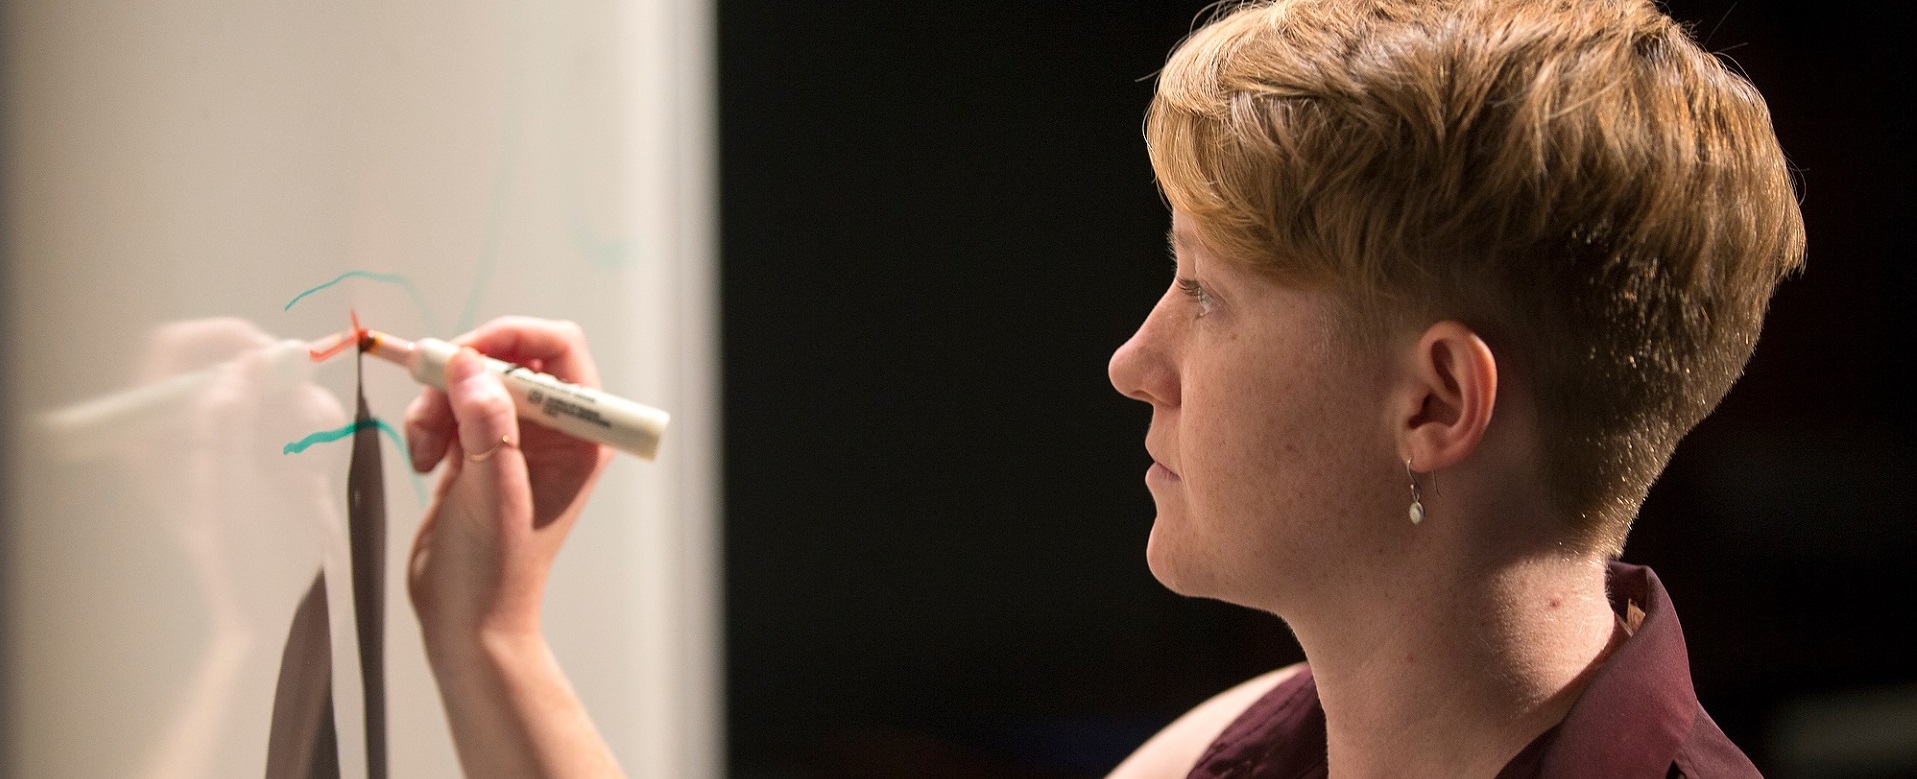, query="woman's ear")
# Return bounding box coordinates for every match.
[1395,321,1497,471]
